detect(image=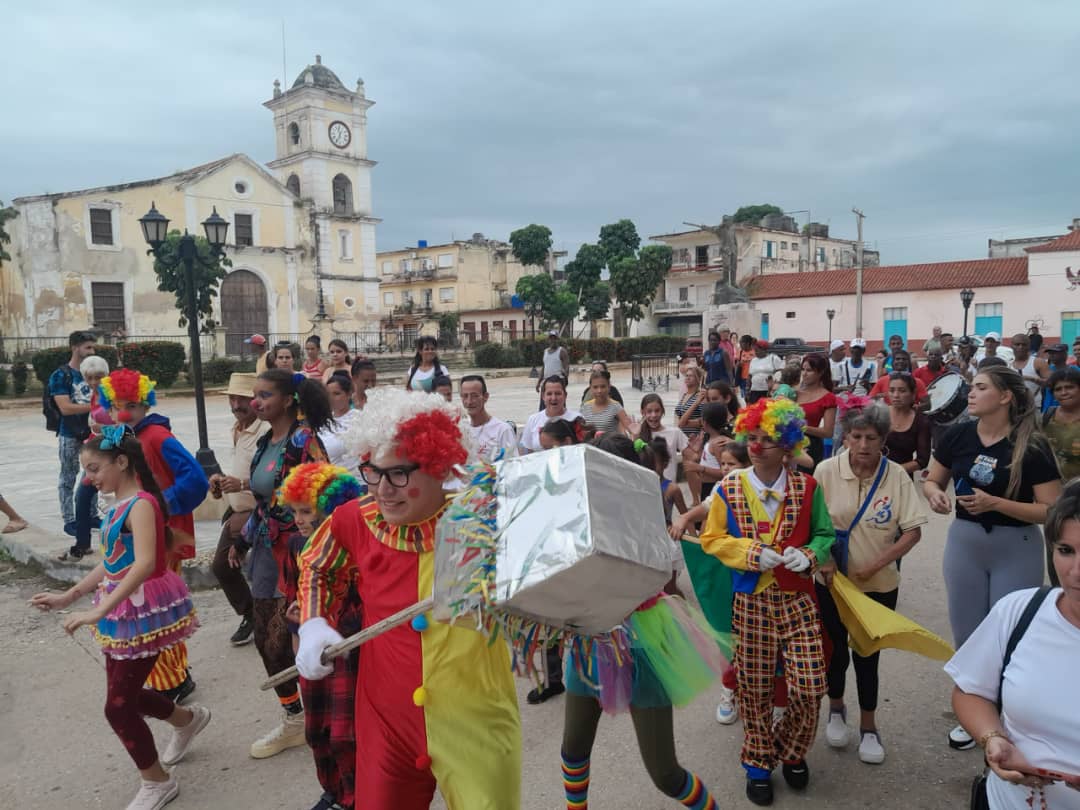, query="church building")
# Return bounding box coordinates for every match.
[1,56,380,351]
